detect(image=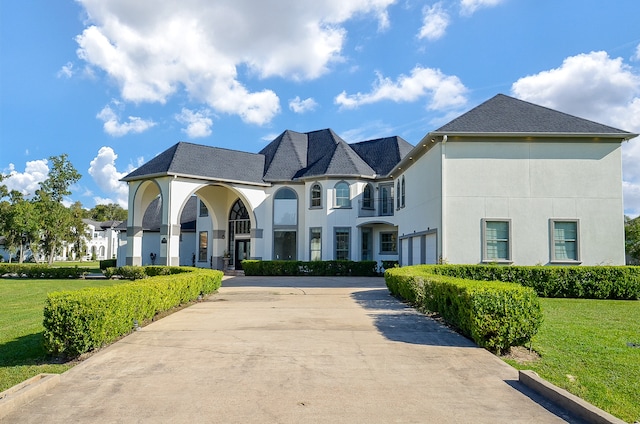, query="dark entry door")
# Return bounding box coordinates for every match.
[235,240,250,270]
